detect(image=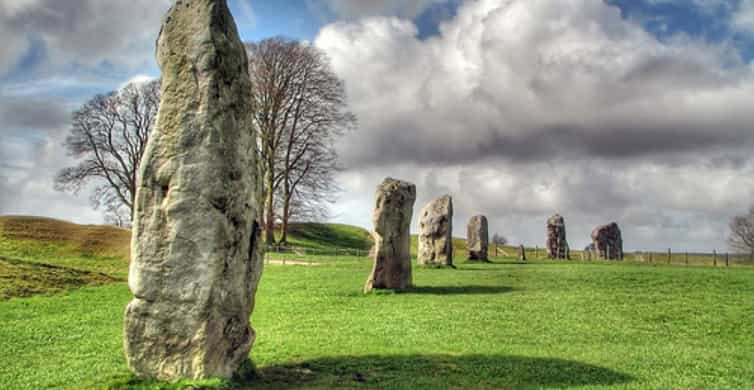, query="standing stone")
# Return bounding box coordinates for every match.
[546,214,569,259]
[519,245,527,261]
[364,178,416,292]
[591,222,623,260]
[467,215,489,261]
[124,0,263,380]
[417,195,454,267]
